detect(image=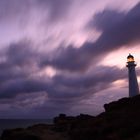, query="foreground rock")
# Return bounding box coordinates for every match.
[2,95,140,140]
[1,124,69,140]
